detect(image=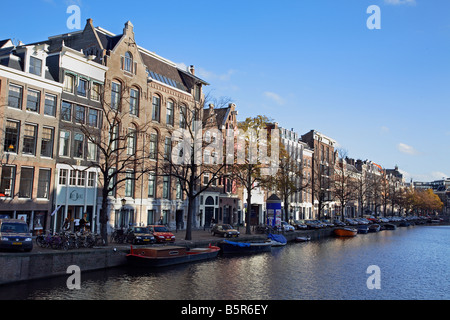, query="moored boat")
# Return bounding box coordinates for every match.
[357,225,369,234]
[218,240,272,254]
[268,233,287,247]
[382,223,397,230]
[126,245,220,267]
[334,227,357,237]
[295,235,311,242]
[368,224,381,232]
